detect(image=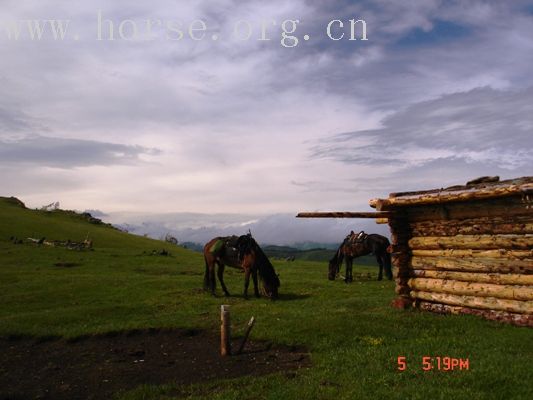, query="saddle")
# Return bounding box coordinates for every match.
[210,235,251,262]
[347,230,367,244]
[209,235,239,254]
[223,235,240,249]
